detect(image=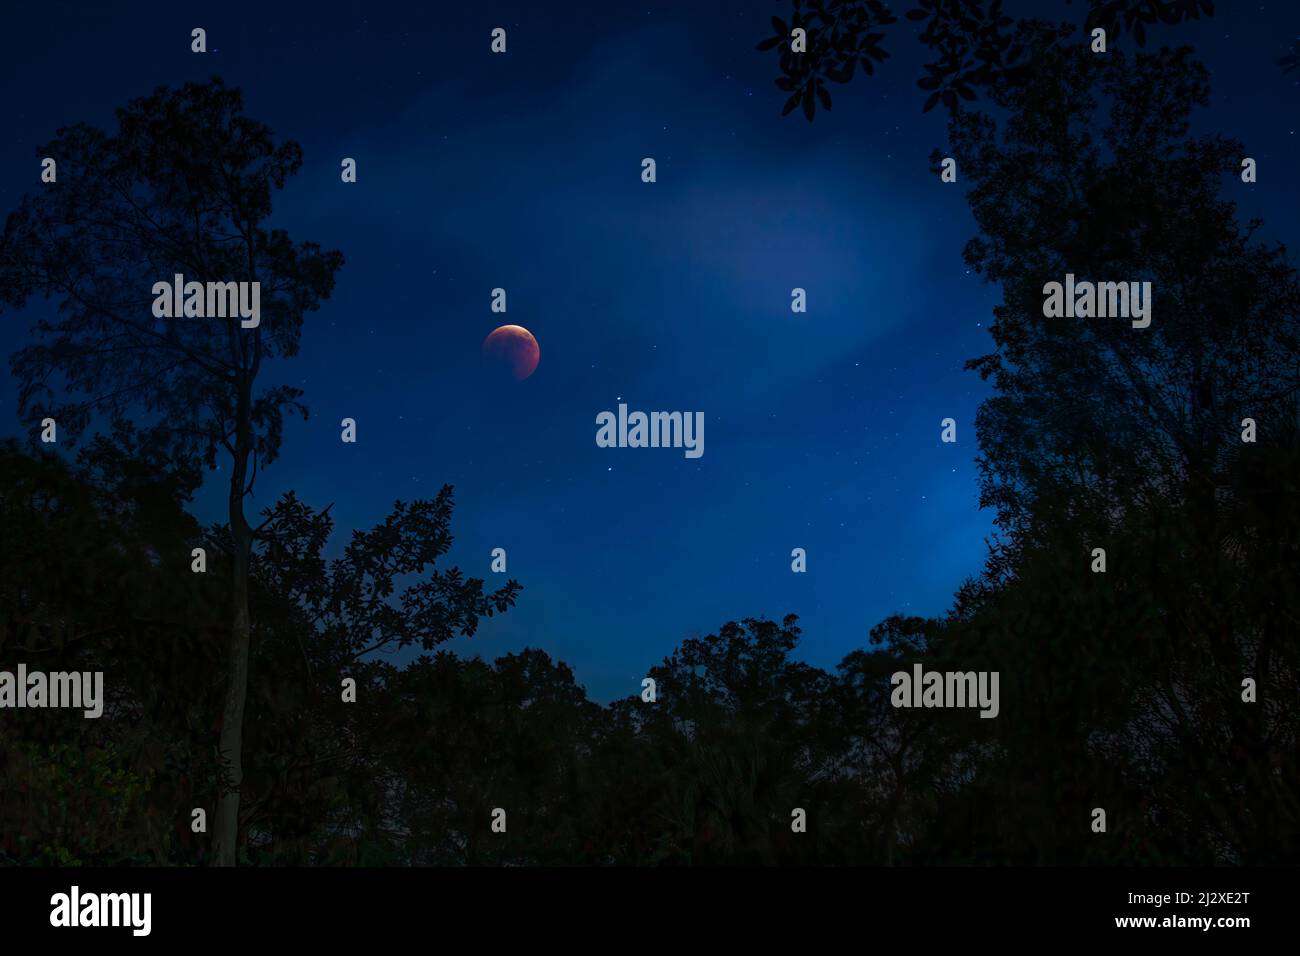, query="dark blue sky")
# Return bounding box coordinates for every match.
[3,2,1297,701]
